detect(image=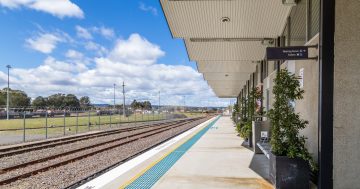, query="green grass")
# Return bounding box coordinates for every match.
[0,113,166,135]
[179,112,205,118]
